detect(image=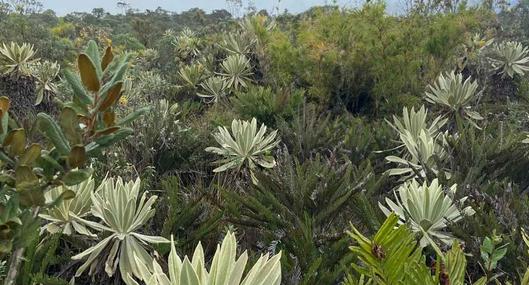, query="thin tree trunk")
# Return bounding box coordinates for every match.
[4,207,39,285]
[4,247,24,285]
